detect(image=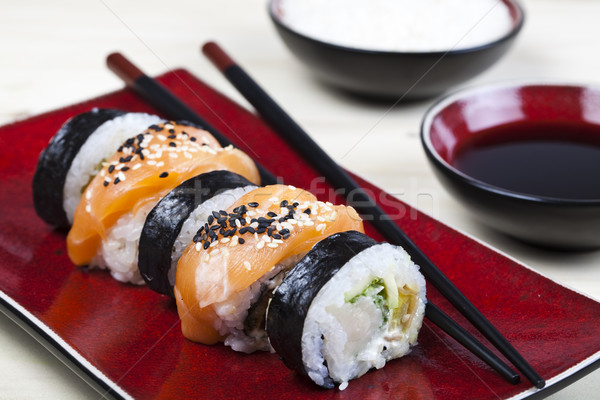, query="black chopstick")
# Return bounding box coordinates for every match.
[106,52,277,186]
[202,41,544,389]
[105,51,519,384]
